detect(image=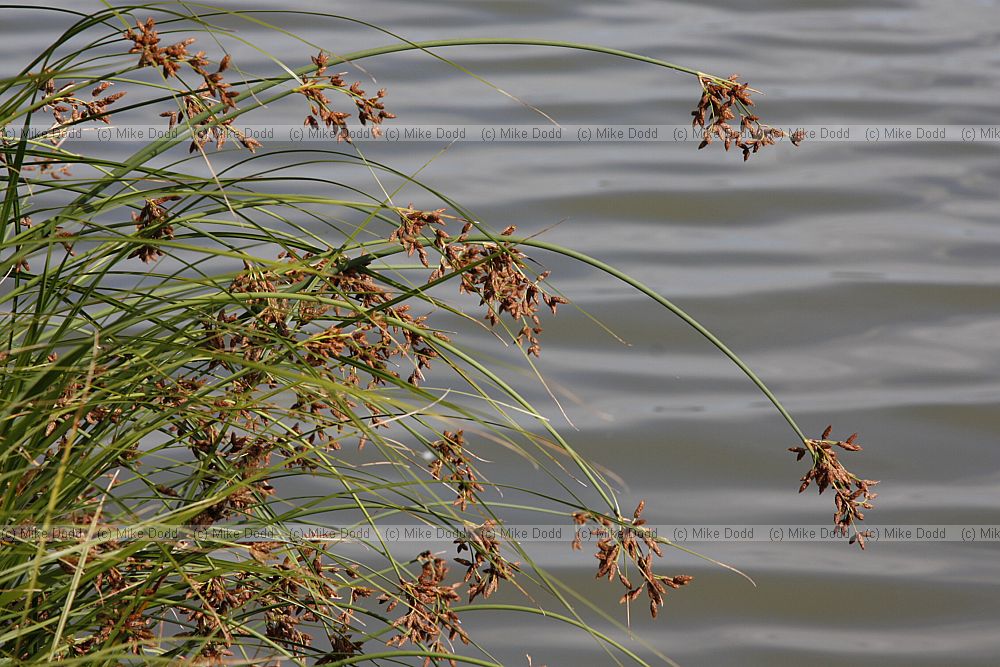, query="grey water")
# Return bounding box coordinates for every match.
[3,0,999,665]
